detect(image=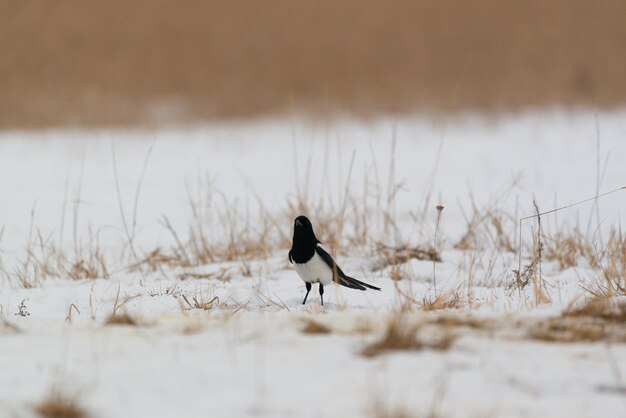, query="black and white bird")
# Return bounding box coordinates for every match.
[288,215,380,305]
